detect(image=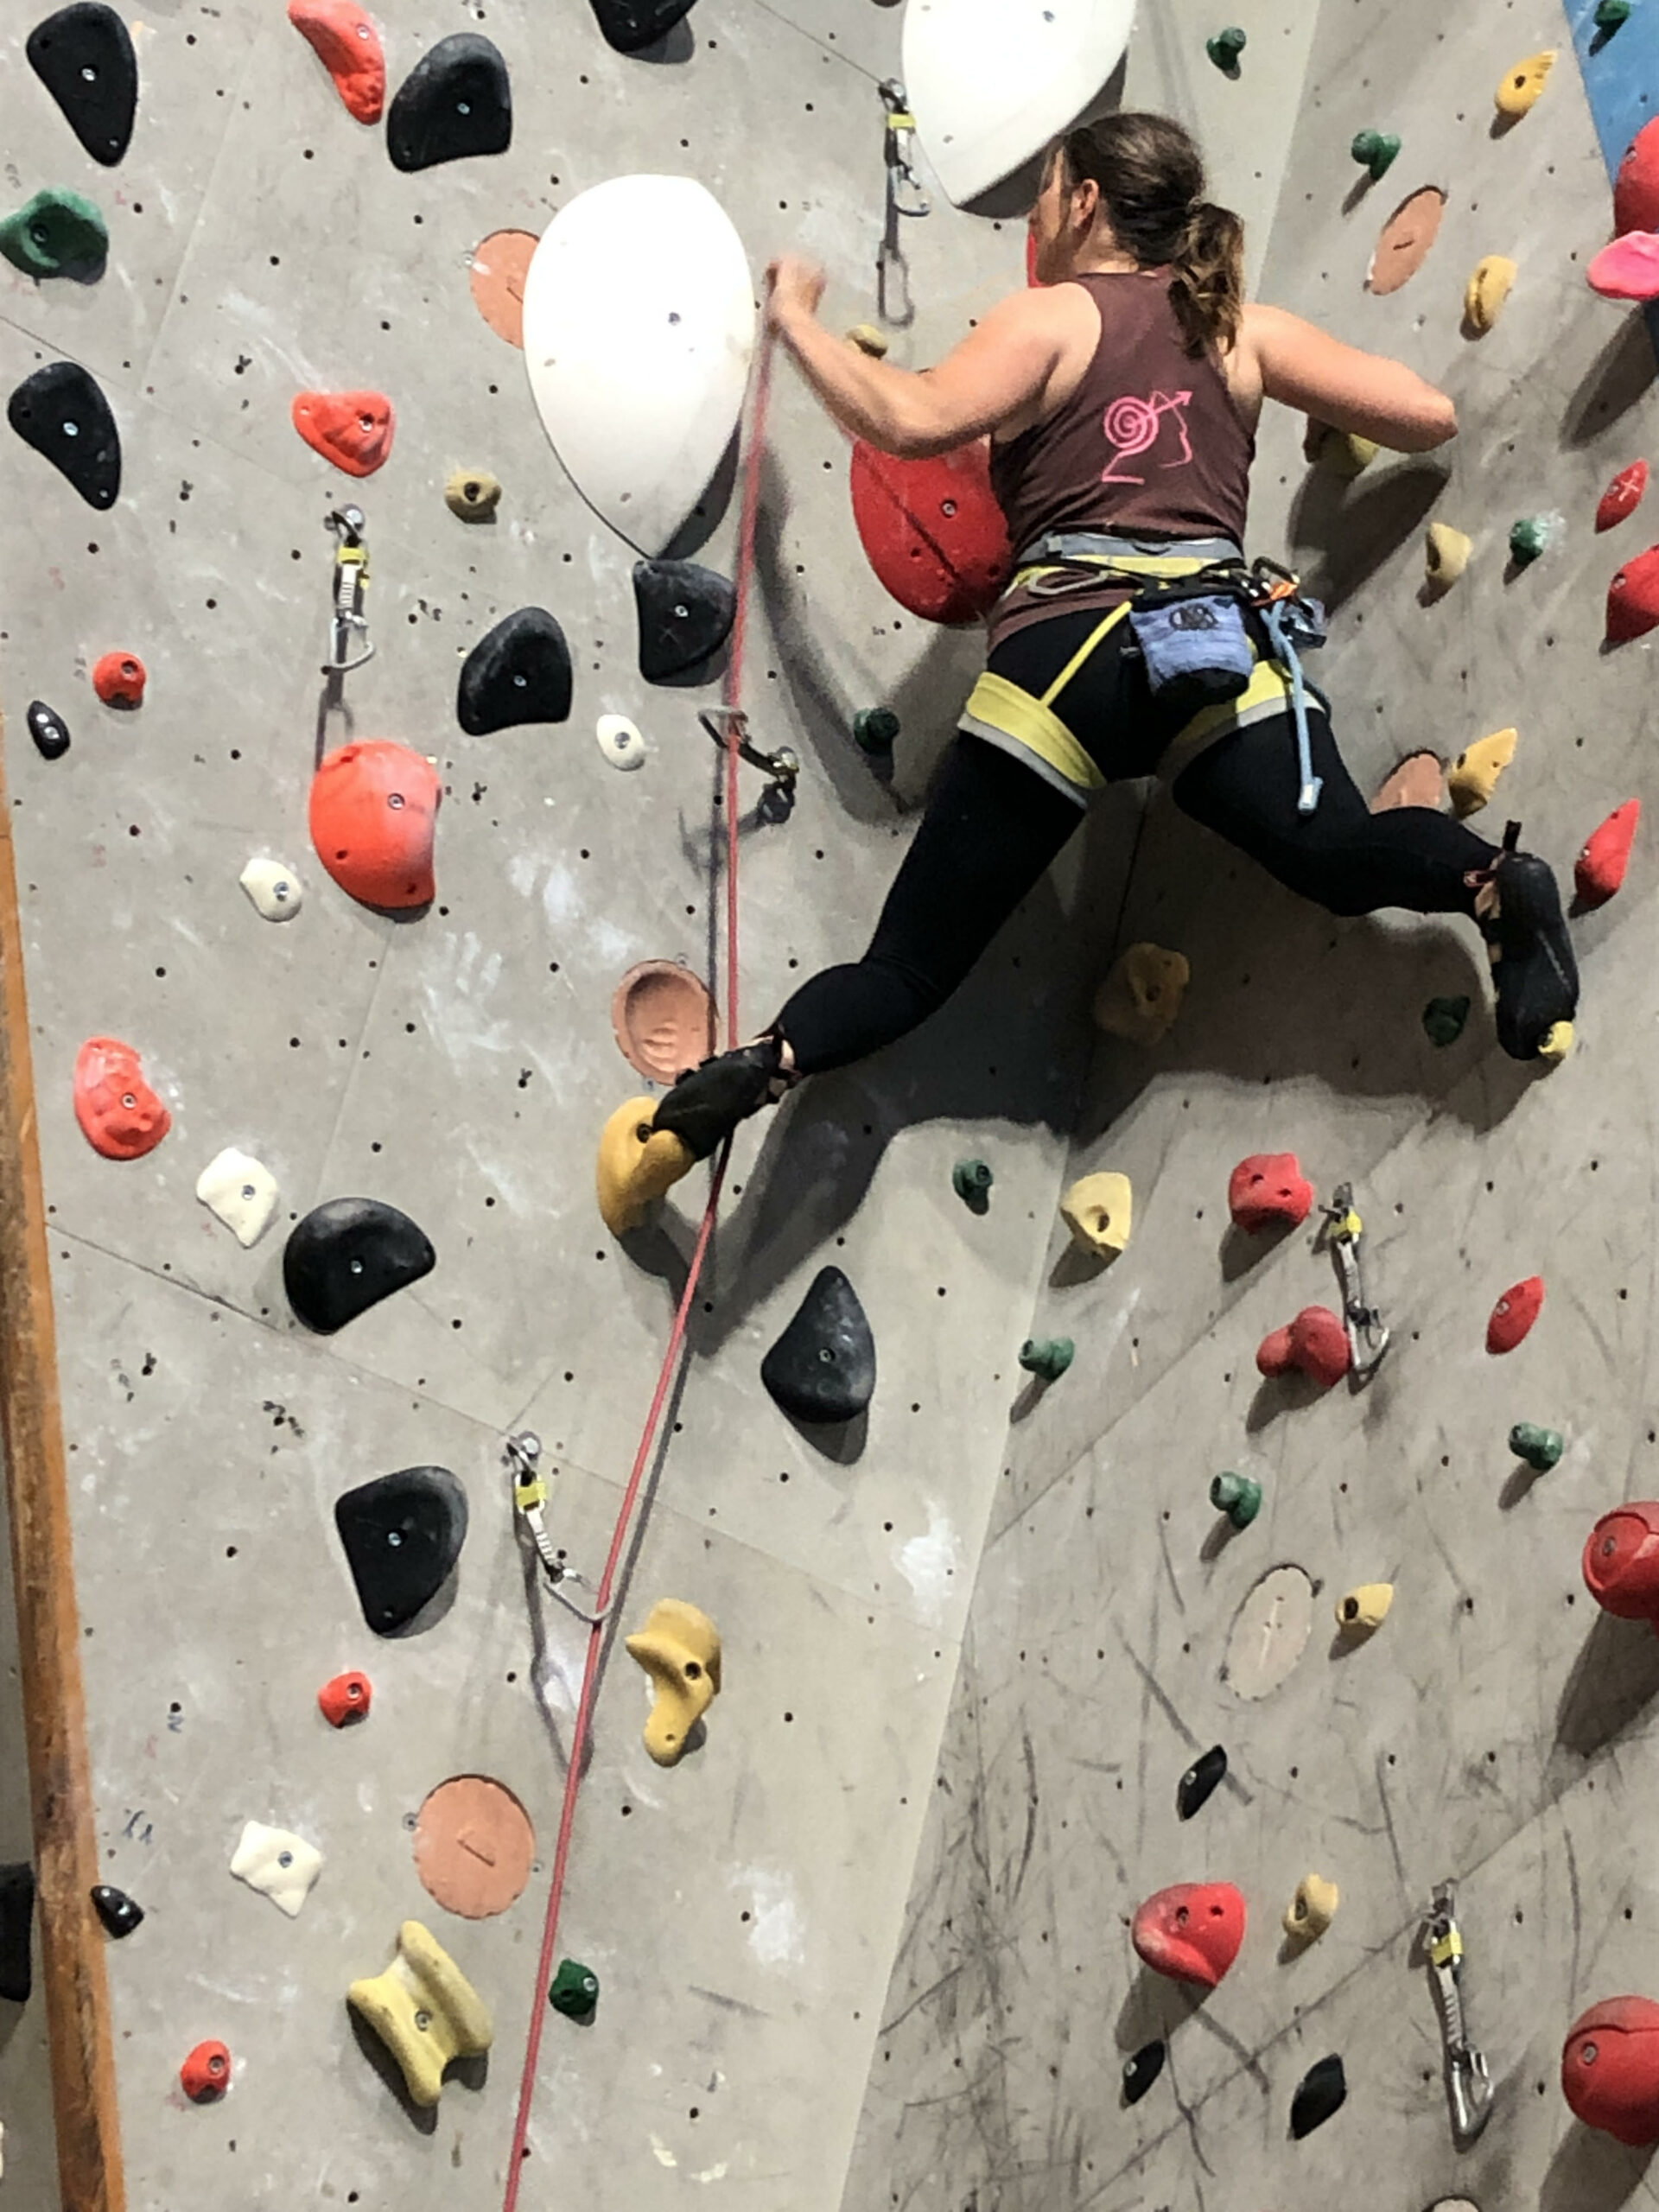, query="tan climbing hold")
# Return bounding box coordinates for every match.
[1060,1171,1133,1259]
[1464,255,1516,334]
[230,1820,324,1918]
[1367,185,1446,296]
[444,468,501,521]
[468,229,537,348]
[595,714,645,772]
[413,1777,535,1921]
[1092,943,1190,1045]
[1447,728,1516,817]
[625,1599,721,1766]
[1335,1582,1393,1633]
[596,1096,696,1236]
[346,1921,493,2108]
[1425,522,1472,591]
[1496,48,1554,117]
[846,323,889,358]
[1304,421,1376,478]
[1283,1872,1339,1942]
[239,855,303,921]
[1539,1020,1574,1065]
